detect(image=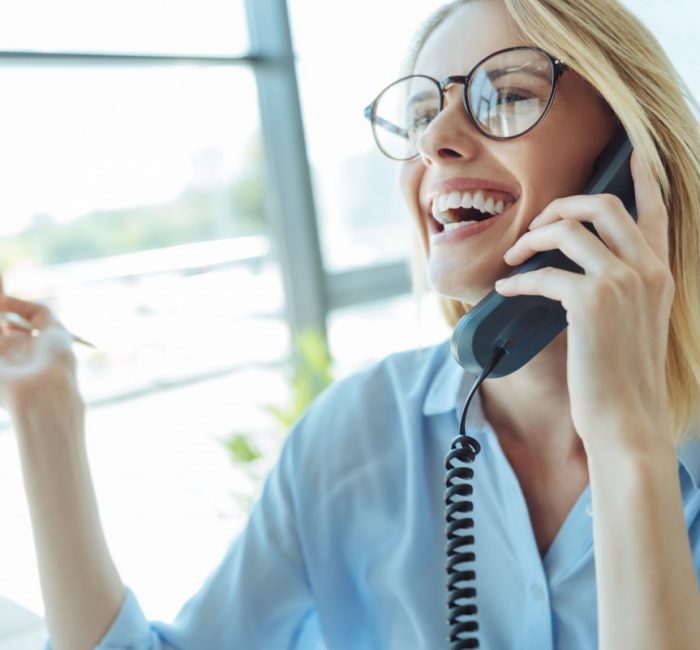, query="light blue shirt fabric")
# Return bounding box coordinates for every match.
[45,339,700,649]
